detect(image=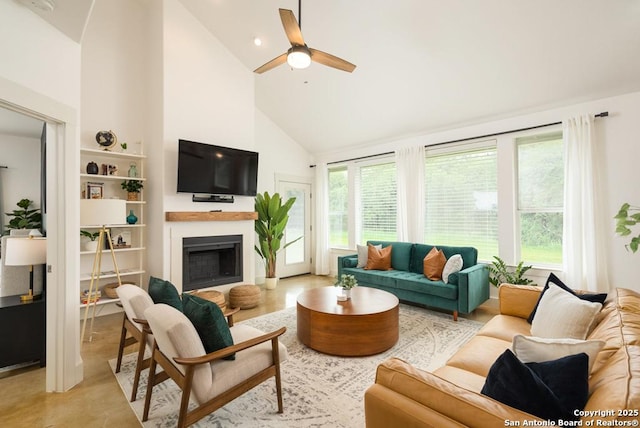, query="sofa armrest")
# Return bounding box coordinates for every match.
[498,283,542,319]
[337,254,358,278]
[457,263,489,313]
[370,358,542,427]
